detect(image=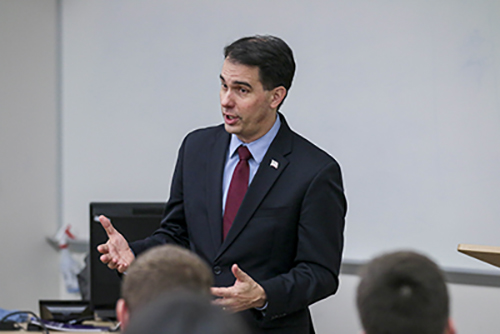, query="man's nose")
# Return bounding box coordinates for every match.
[220,90,234,108]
